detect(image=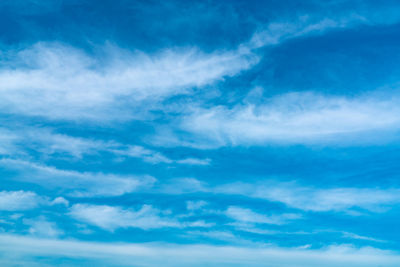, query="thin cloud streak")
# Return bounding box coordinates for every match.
[167,92,400,147]
[0,234,399,267]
